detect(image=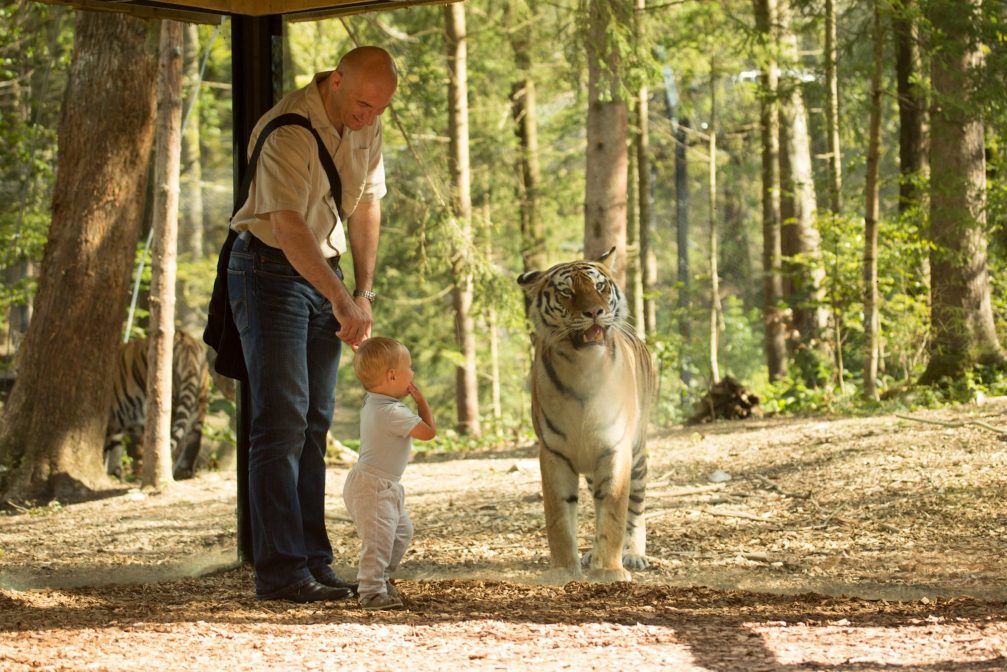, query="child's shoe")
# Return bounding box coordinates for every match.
[359,591,404,611]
